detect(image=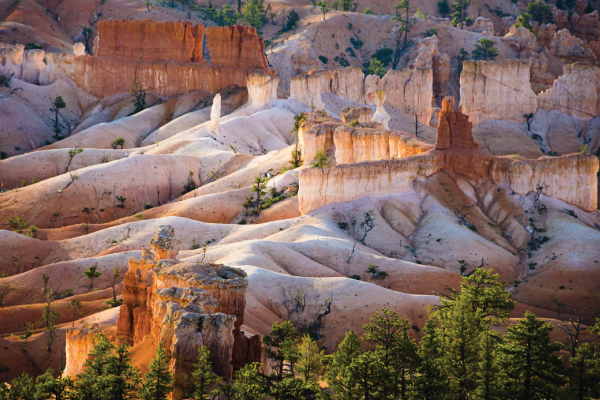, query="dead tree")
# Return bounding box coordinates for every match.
[347,210,375,263]
[559,307,589,357]
[455,204,476,229]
